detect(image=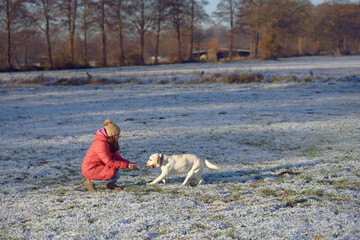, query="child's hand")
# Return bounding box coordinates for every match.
[128,162,139,171]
